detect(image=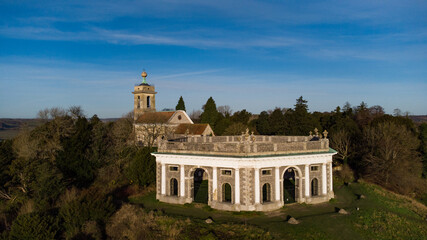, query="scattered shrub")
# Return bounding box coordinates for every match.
[9,212,59,240]
[59,189,115,239]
